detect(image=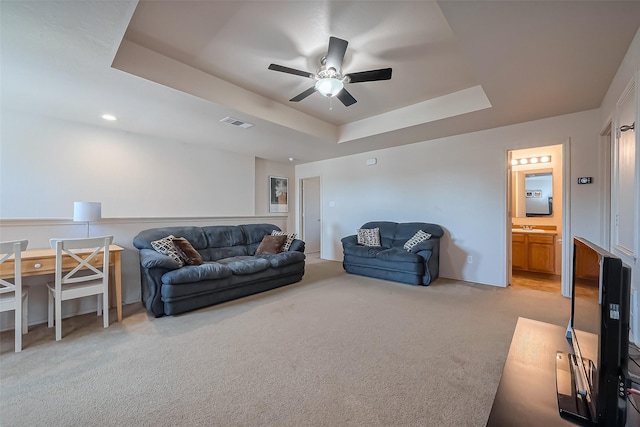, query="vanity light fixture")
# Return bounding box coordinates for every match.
[512,155,552,166]
[101,114,117,121]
